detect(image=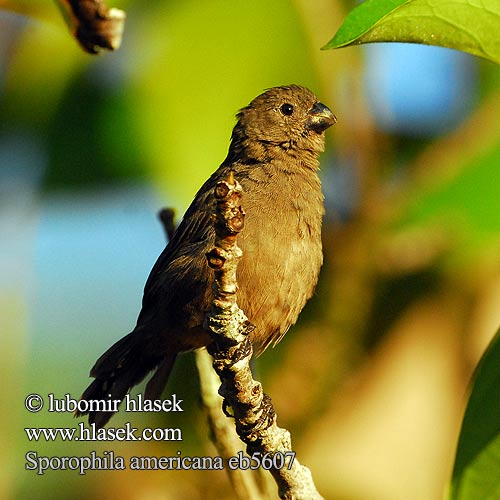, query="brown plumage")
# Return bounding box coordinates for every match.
[76,85,336,427]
